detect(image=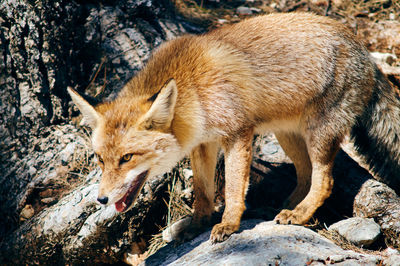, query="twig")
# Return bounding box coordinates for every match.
[86,57,106,92]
